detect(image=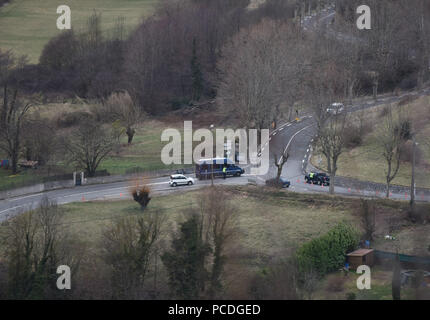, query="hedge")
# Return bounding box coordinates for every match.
[296,223,360,276]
